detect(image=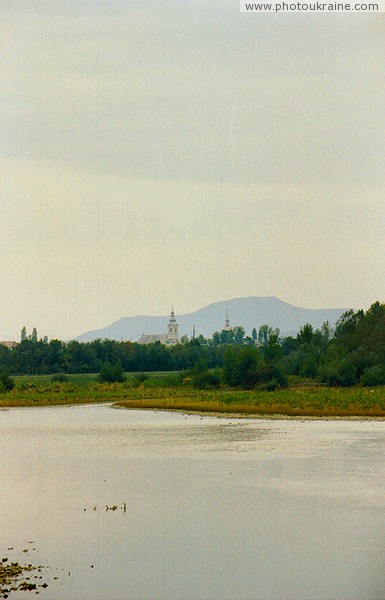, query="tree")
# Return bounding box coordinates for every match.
[220,329,235,345]
[0,370,15,392]
[320,321,333,344]
[361,365,385,387]
[99,362,126,383]
[252,328,257,344]
[263,333,281,363]
[281,336,298,356]
[223,346,262,388]
[319,357,357,387]
[21,326,27,342]
[258,324,274,346]
[233,326,245,345]
[297,323,314,345]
